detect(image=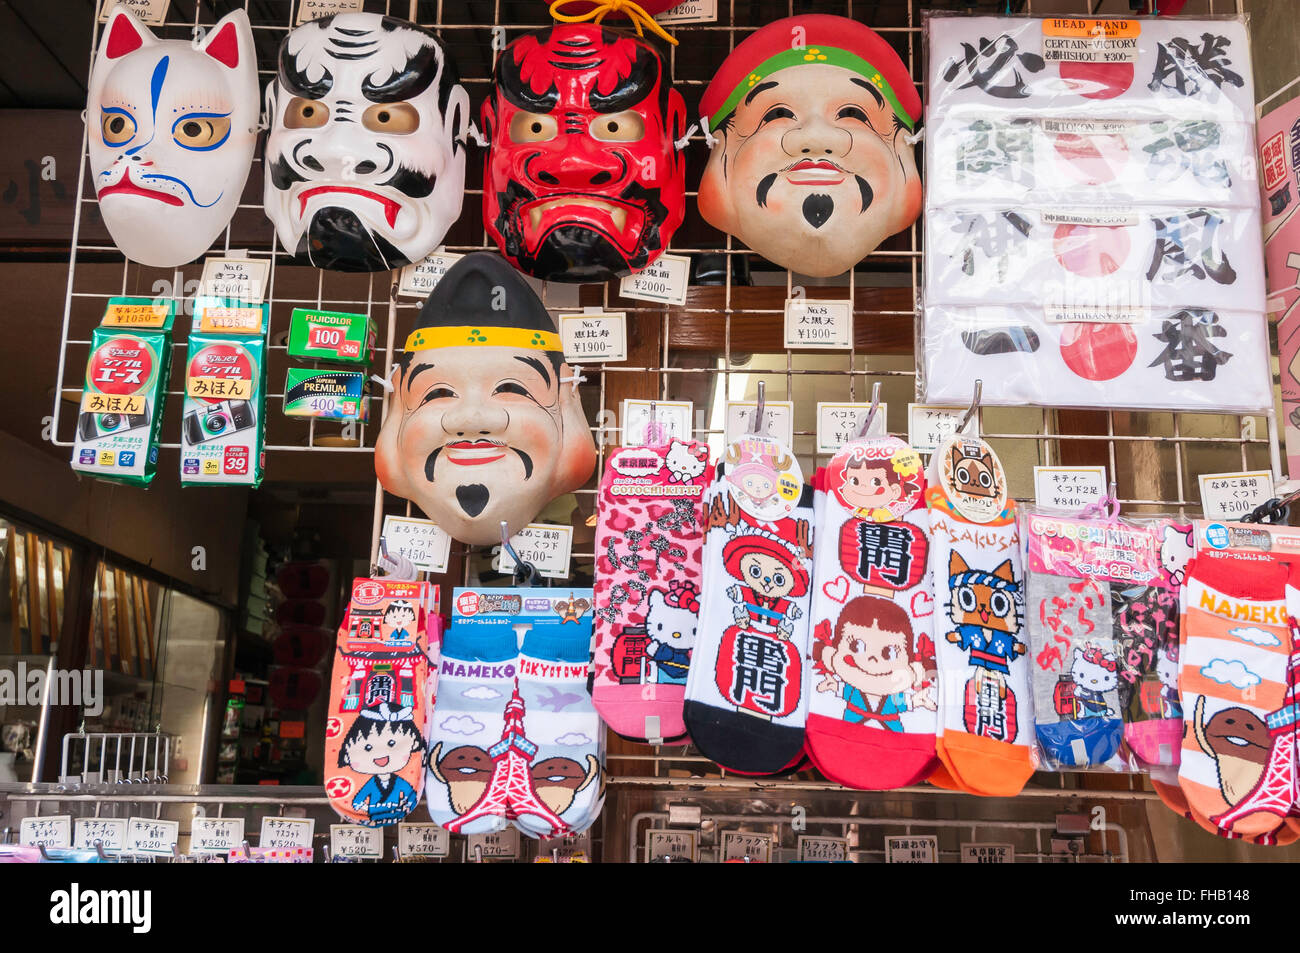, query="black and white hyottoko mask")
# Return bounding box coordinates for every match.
[263,13,470,272]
